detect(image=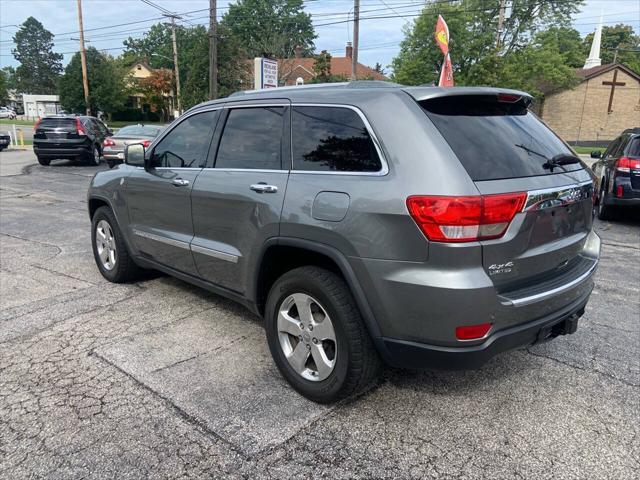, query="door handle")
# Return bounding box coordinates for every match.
[250,183,278,193]
[172,178,190,187]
